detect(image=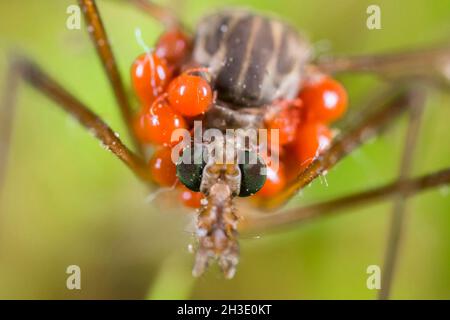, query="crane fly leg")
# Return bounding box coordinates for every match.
[125,0,181,29]
[78,0,142,152]
[0,55,153,190]
[243,85,445,300]
[0,60,20,194]
[242,168,450,233]
[317,45,450,88]
[379,87,426,300]
[254,84,418,211]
